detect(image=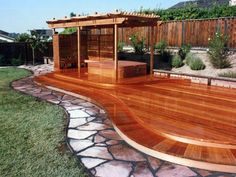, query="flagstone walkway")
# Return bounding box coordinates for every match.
[11,65,236,177]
